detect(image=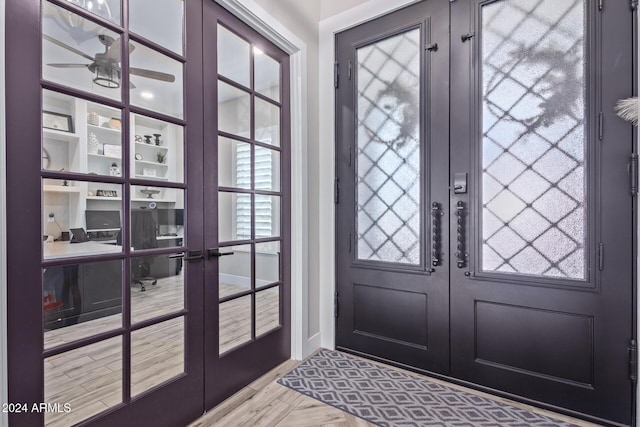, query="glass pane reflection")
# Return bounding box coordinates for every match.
[131,317,185,396]
[131,253,184,324]
[131,113,185,183]
[218,82,251,138]
[45,337,122,426]
[43,260,122,350]
[43,179,123,260]
[219,295,252,354]
[42,1,122,100]
[255,98,280,147]
[255,53,280,102]
[219,244,251,299]
[256,241,280,287]
[129,43,184,119]
[218,24,250,88]
[256,286,280,336]
[130,0,184,55]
